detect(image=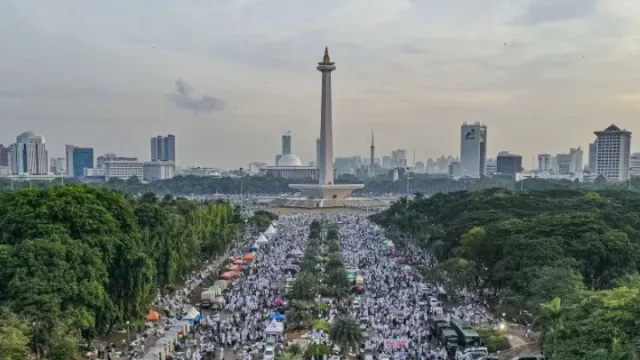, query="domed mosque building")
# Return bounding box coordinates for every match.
[261,133,318,181]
